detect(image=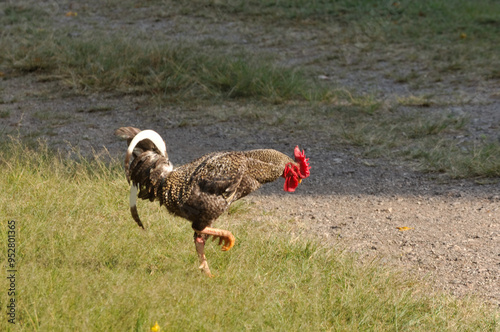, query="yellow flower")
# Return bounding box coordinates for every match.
[460,33,467,39]
[65,11,77,17]
[151,321,160,332]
